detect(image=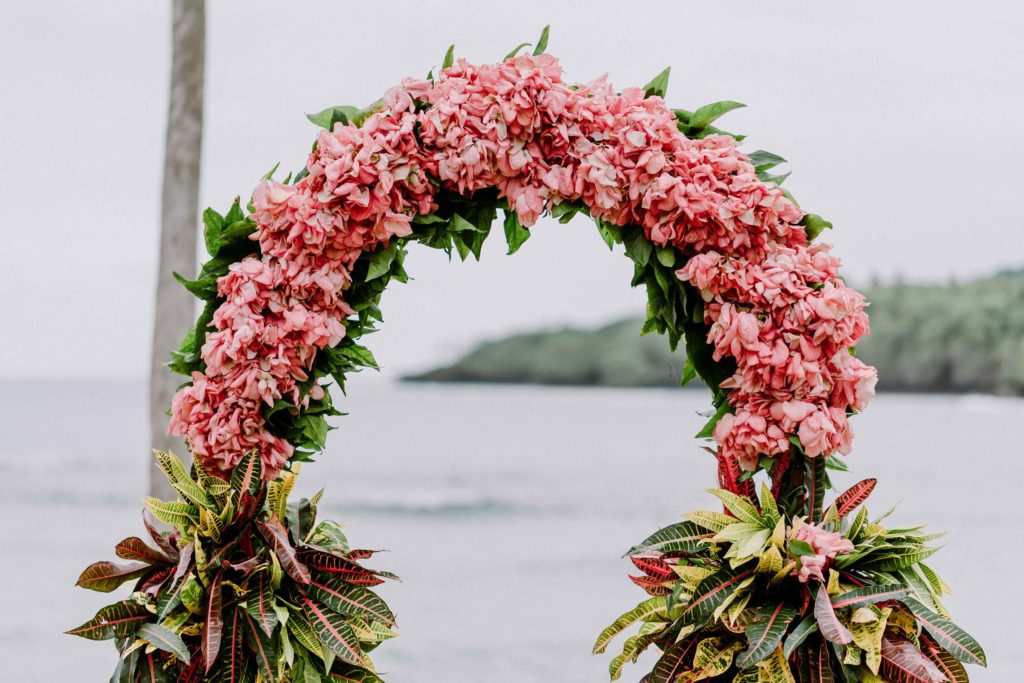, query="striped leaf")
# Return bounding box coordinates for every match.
[256,519,310,584]
[736,600,799,668]
[136,650,174,683]
[138,623,190,663]
[627,521,713,555]
[287,612,324,660]
[834,478,877,517]
[903,597,986,666]
[65,600,150,640]
[783,615,818,659]
[230,450,263,497]
[75,560,149,593]
[706,488,762,525]
[593,596,667,654]
[153,450,214,509]
[144,498,199,529]
[865,547,940,571]
[297,550,386,586]
[802,637,834,683]
[327,665,385,683]
[684,510,738,532]
[203,571,224,672]
[804,455,827,523]
[143,511,180,560]
[216,606,250,683]
[241,608,279,682]
[683,566,756,627]
[831,584,908,611]
[306,573,395,626]
[645,636,699,683]
[814,586,852,644]
[691,636,743,678]
[920,636,969,683]
[302,596,370,668]
[116,537,172,565]
[245,570,279,636]
[756,645,796,683]
[879,637,947,683]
